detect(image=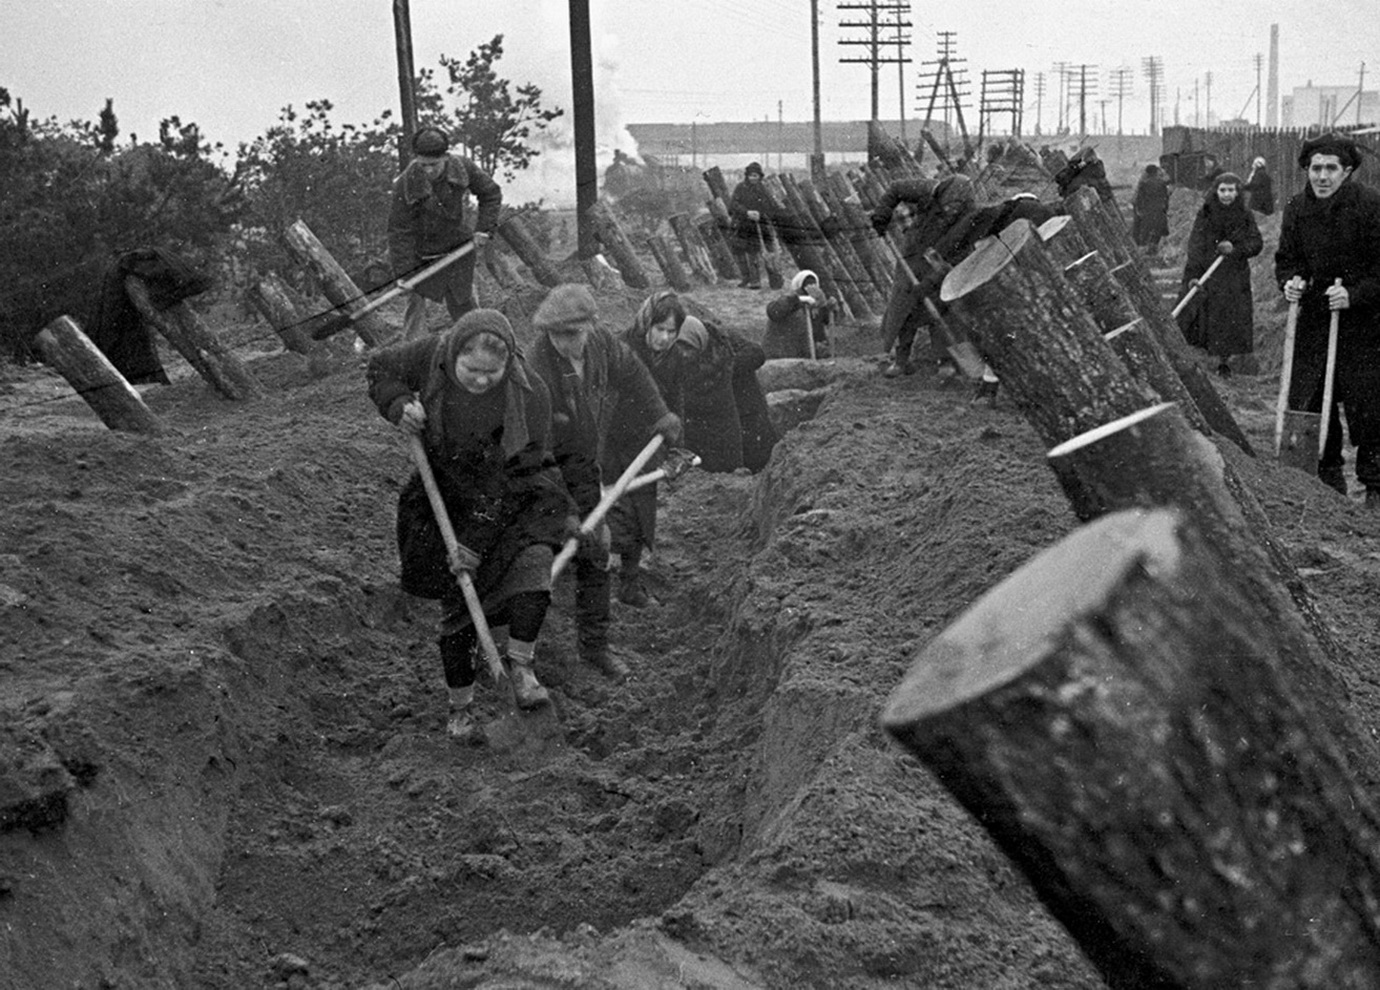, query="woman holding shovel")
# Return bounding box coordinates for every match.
[763,270,834,360]
[1177,172,1263,378]
[368,309,576,737]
